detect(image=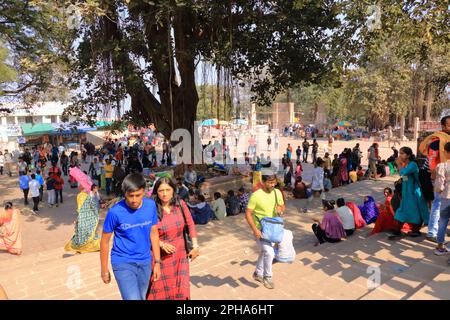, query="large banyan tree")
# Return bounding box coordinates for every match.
[66,0,365,138]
